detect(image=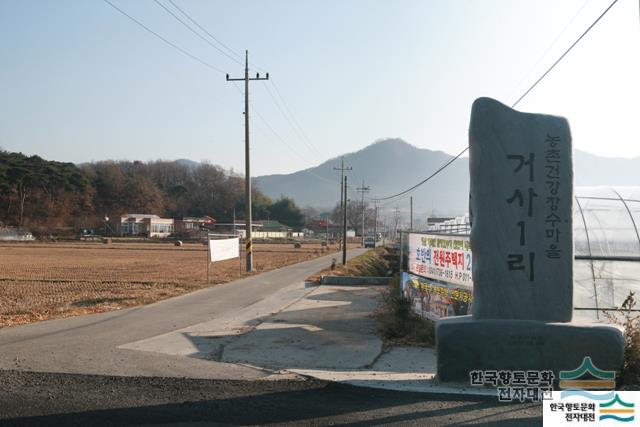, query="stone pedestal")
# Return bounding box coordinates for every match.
[436,316,624,382]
